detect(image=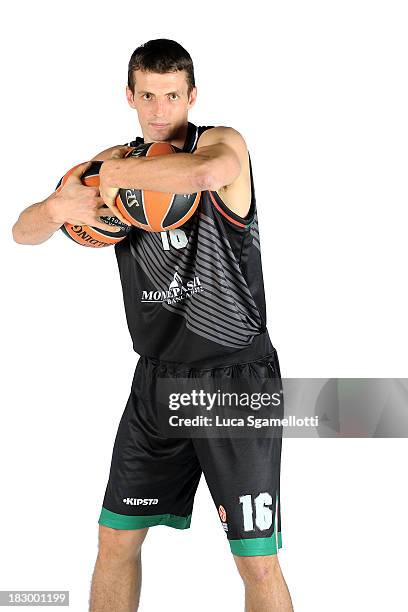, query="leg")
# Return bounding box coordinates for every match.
[233,553,293,612]
[89,524,148,612]
[93,356,202,609]
[192,353,290,609]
